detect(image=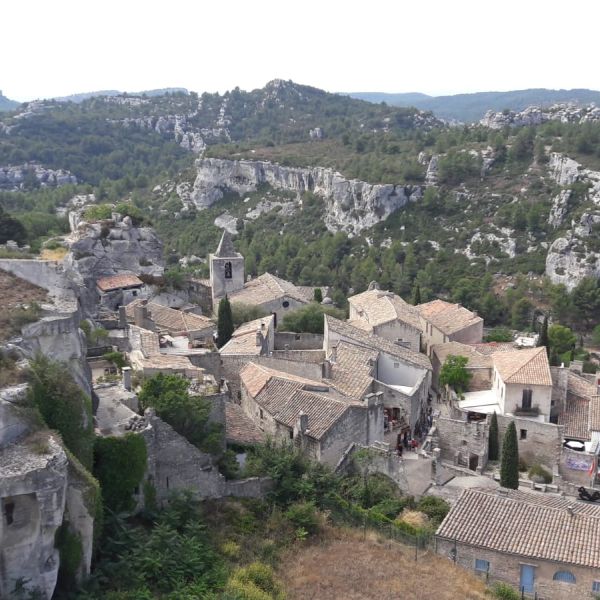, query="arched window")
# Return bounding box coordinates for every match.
[224,261,232,279]
[553,571,576,584]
